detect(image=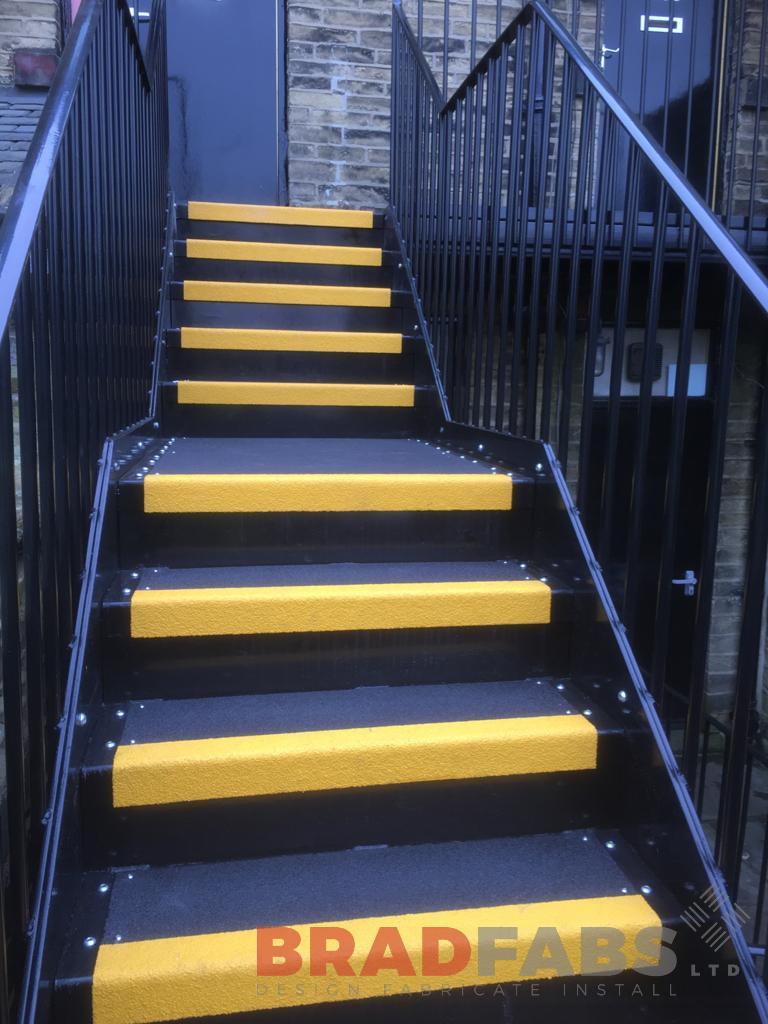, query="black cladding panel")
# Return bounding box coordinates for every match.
[166,0,285,204]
